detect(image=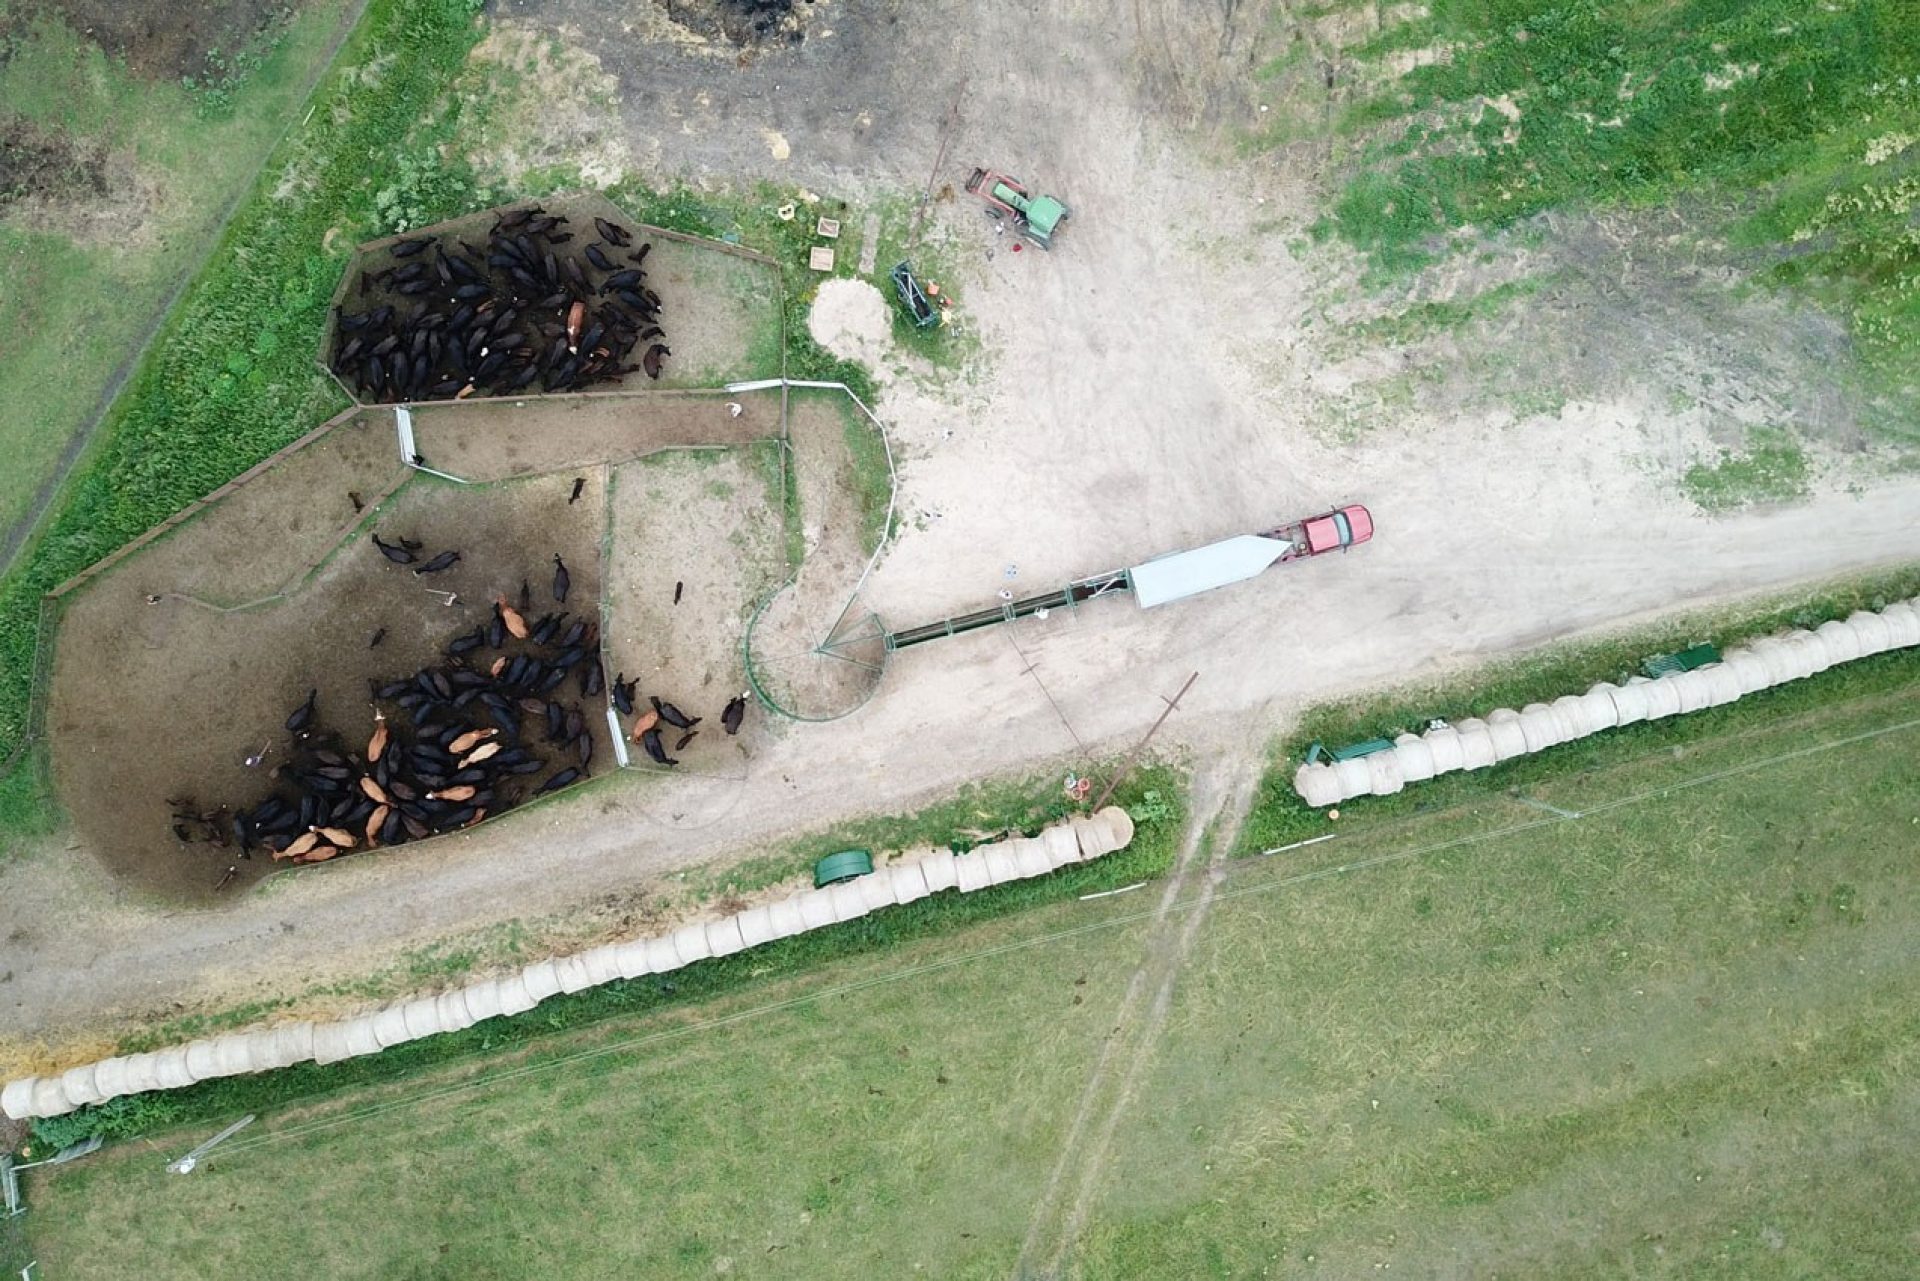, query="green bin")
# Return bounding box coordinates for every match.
[814,849,874,888]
